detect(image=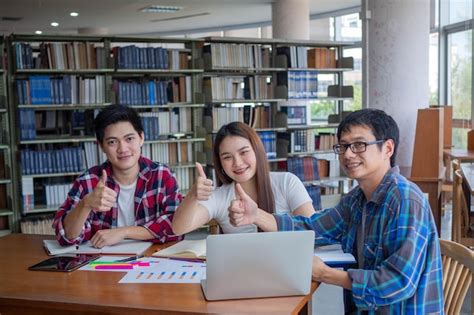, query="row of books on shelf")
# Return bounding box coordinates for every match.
[203,76,272,101]
[205,105,271,131]
[21,147,85,175]
[139,109,192,140]
[277,130,338,154]
[287,156,320,182]
[277,71,319,99]
[141,142,193,165]
[14,42,107,70]
[20,215,55,235]
[113,46,188,70]
[285,156,341,181]
[44,183,70,206]
[258,131,277,159]
[173,168,193,192]
[280,105,308,125]
[203,43,271,69]
[276,46,337,69]
[114,76,192,105]
[17,75,106,105]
